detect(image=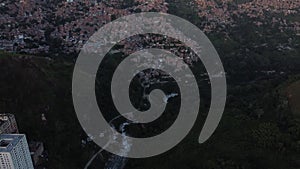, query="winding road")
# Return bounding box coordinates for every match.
[84,75,178,169]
